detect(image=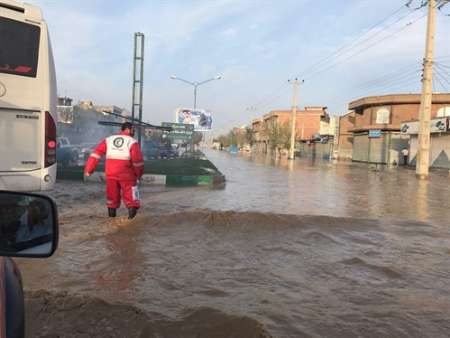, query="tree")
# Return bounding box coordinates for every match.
[192,131,203,145]
[216,125,253,149]
[245,126,253,146]
[265,121,291,150]
[216,134,230,148]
